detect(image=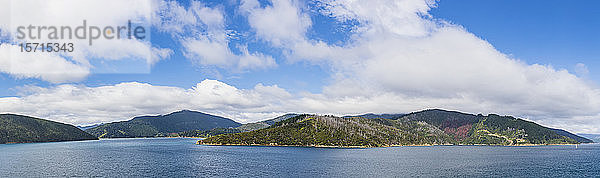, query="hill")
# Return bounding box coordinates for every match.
[236,114,299,132]
[579,134,600,143]
[174,128,243,138]
[86,110,241,138]
[550,129,593,143]
[77,123,103,131]
[200,109,584,147]
[344,113,405,120]
[201,115,453,147]
[170,114,300,137]
[0,114,98,144]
